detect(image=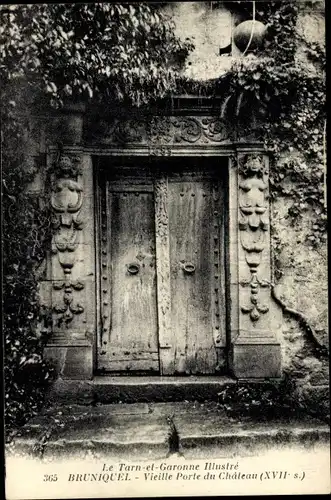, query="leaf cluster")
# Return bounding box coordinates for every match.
[3,117,54,431]
[218,377,301,420]
[222,0,326,247]
[179,1,326,248]
[0,3,193,107]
